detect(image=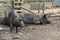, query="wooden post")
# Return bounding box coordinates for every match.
[42,0,45,14]
[38,0,40,14]
[22,7,35,14]
[52,0,54,8]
